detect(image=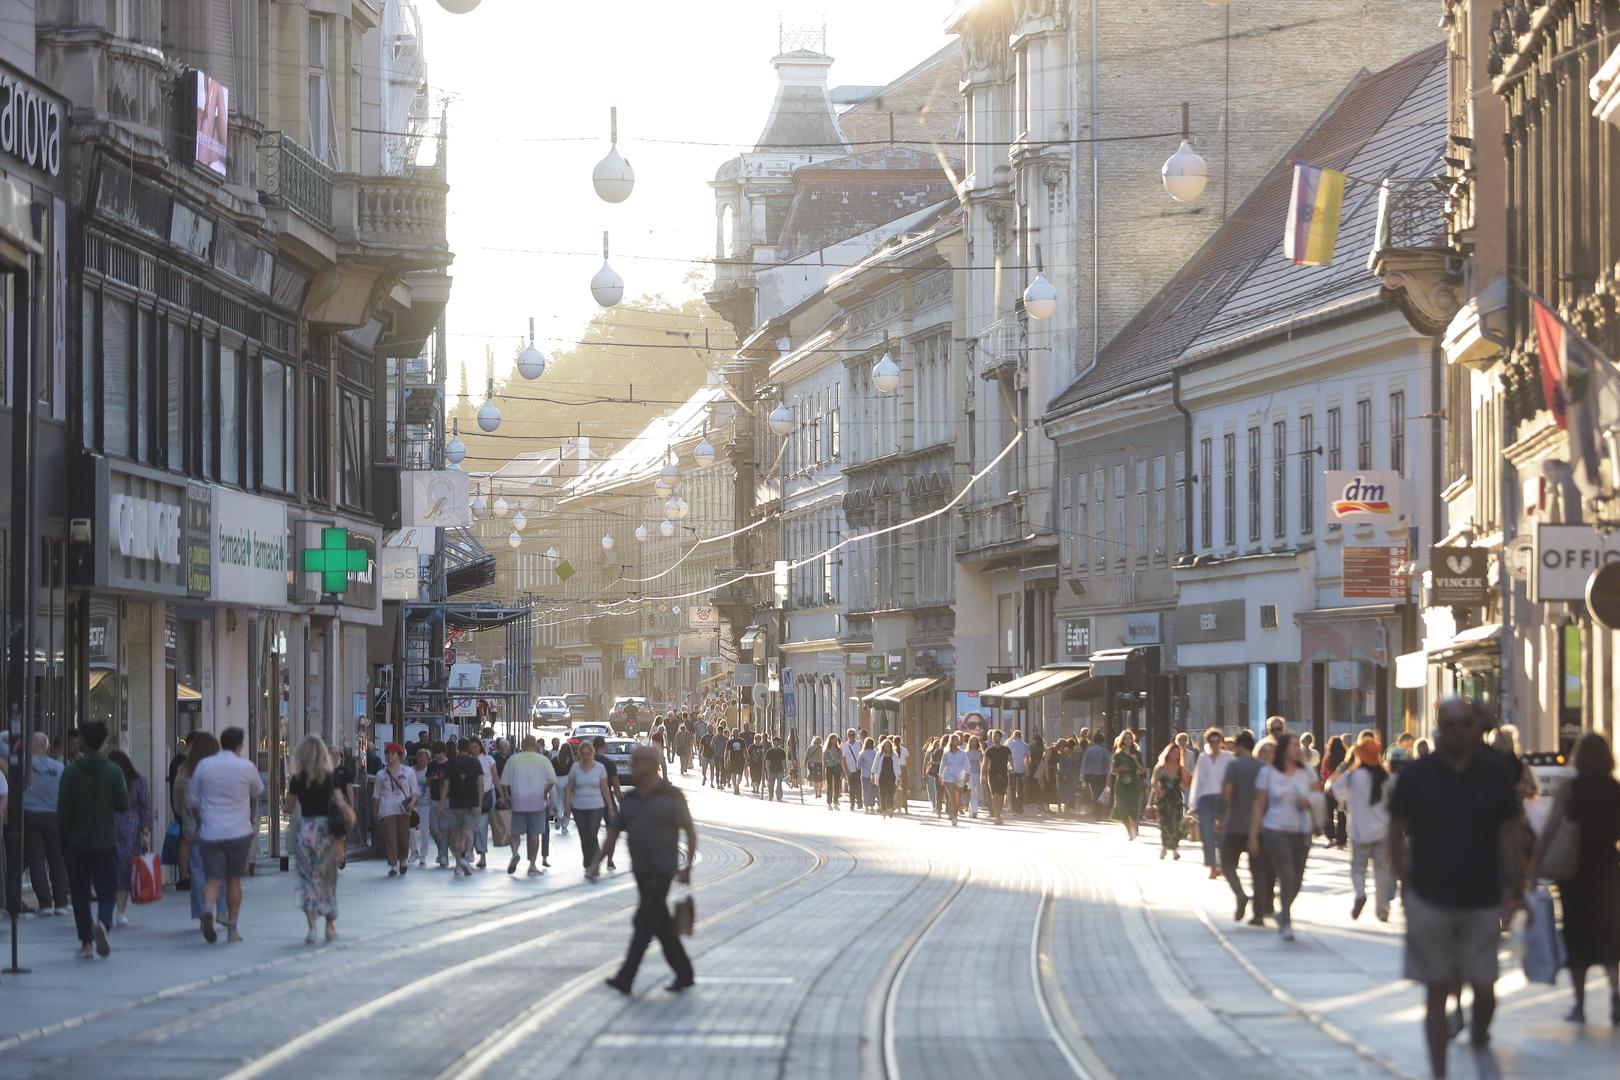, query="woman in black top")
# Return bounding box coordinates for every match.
[288,735,351,945]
